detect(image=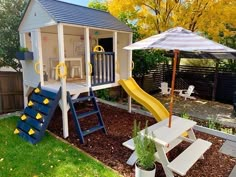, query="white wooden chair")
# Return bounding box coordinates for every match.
[159,82,171,95]
[70,60,83,79]
[179,85,196,100]
[50,59,59,80]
